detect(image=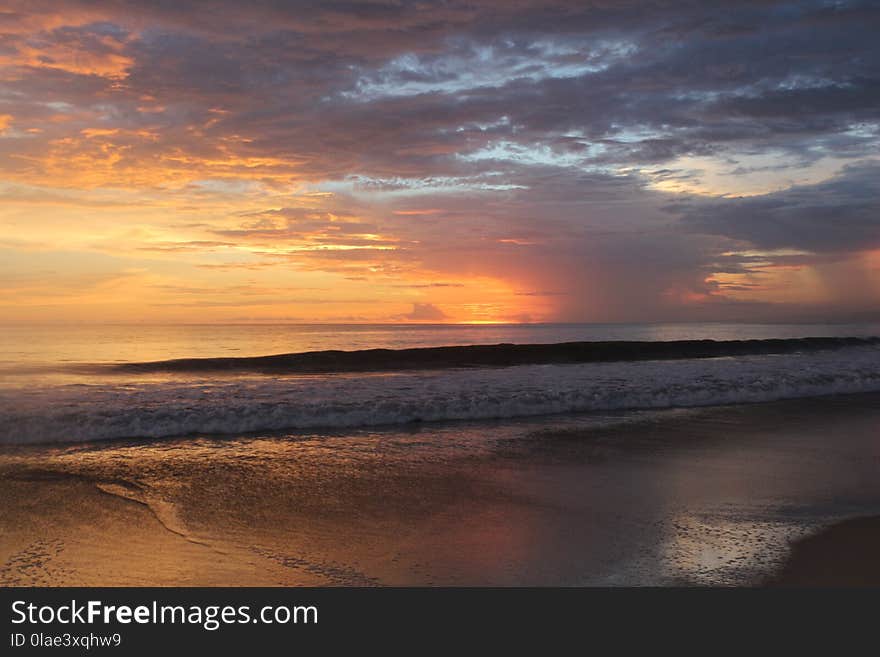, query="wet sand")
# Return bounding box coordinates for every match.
[2,392,879,586]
